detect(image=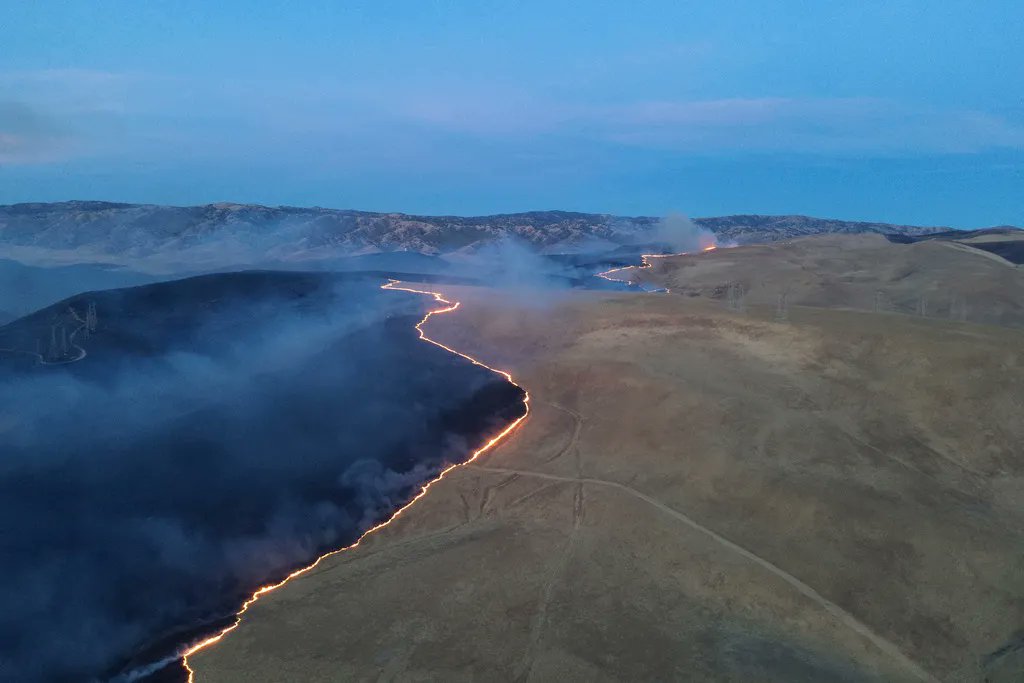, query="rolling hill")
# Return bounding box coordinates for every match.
[189,275,1024,683]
